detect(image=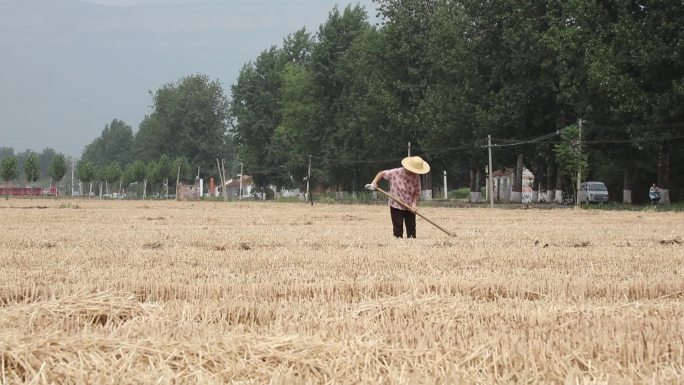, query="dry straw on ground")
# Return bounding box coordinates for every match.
[1,199,683,384]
